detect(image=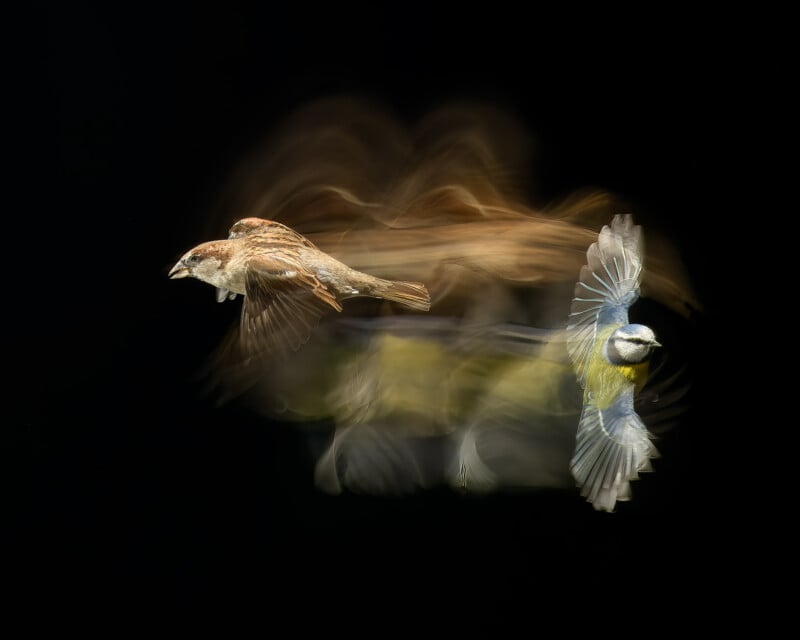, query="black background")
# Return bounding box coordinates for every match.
[13,2,736,626]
